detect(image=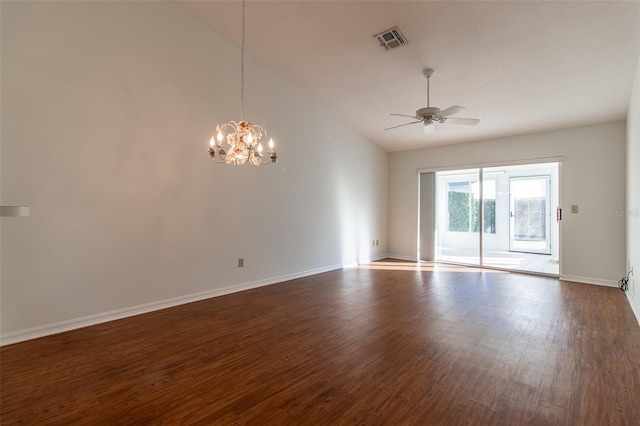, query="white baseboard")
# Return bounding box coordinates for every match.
[369,253,389,262]
[560,275,619,288]
[386,253,418,262]
[341,253,390,268]
[0,263,343,347]
[361,253,390,264]
[627,293,640,326]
